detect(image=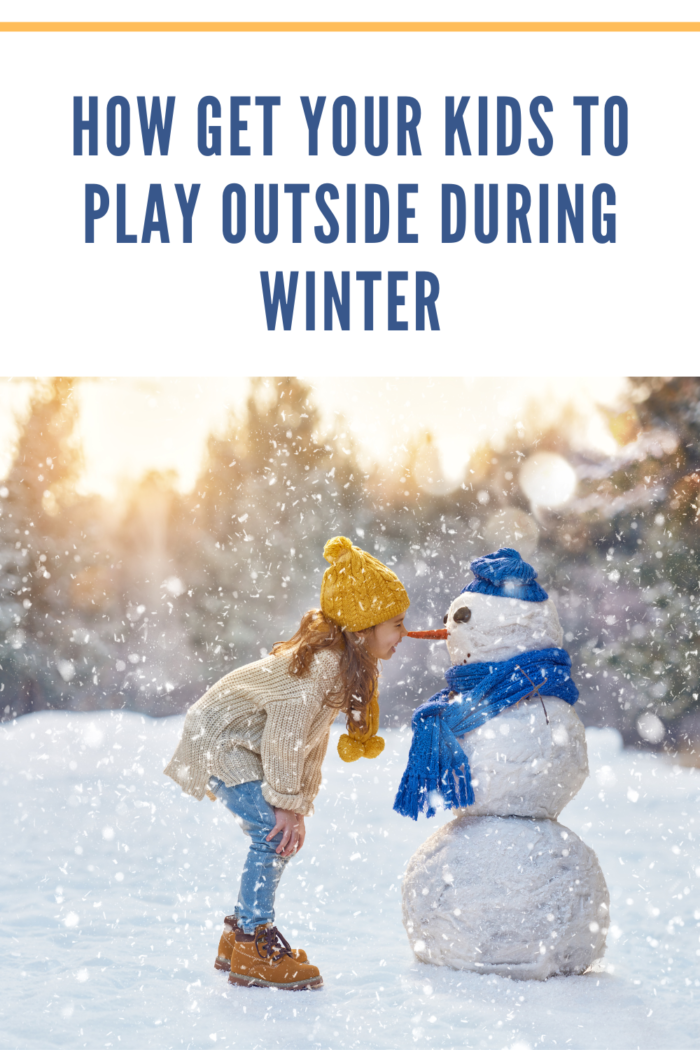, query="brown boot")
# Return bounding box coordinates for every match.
[228,924,323,990]
[215,914,308,971]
